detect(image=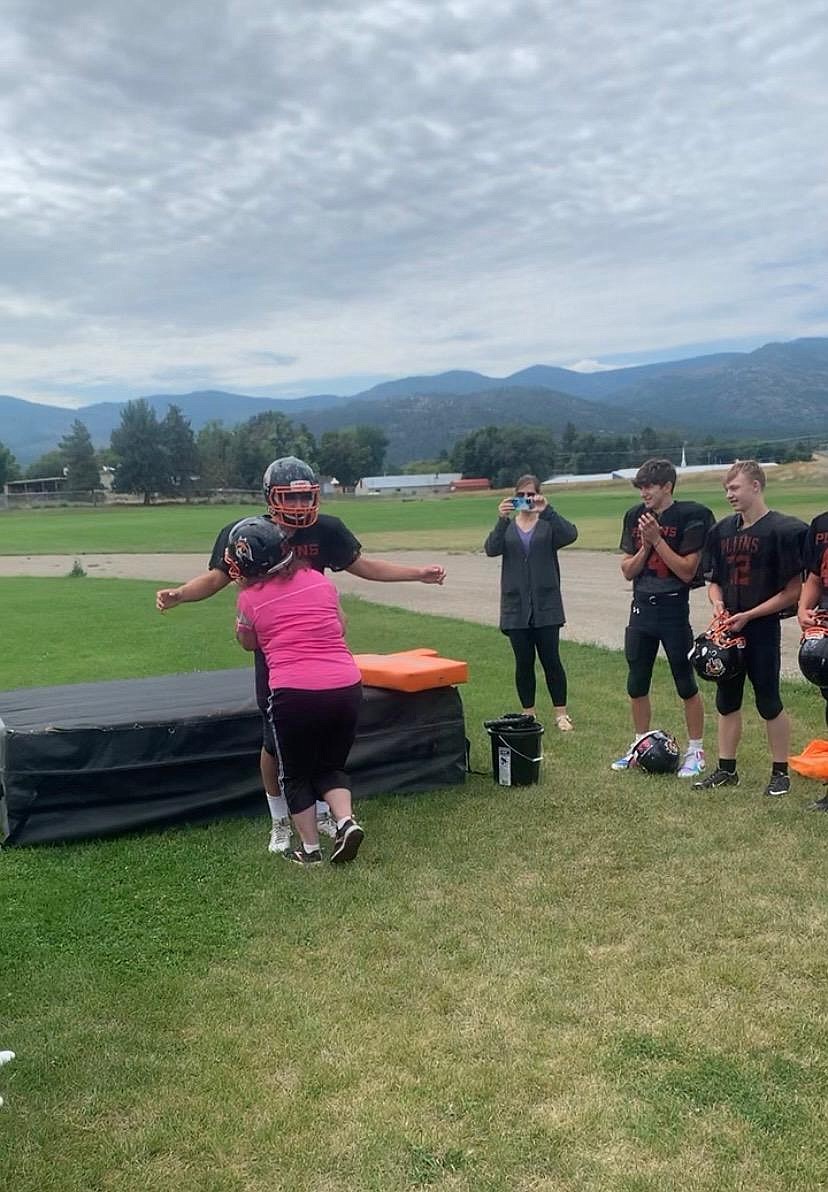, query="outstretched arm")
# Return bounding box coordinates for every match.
[156,568,231,611]
[346,555,445,584]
